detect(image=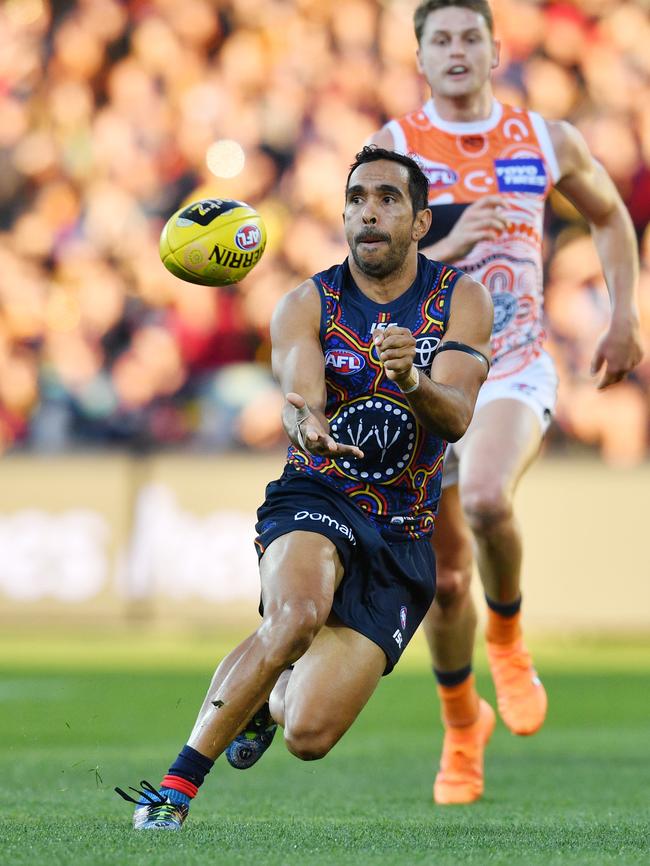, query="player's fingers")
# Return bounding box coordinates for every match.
[286,392,306,409]
[468,194,504,209]
[597,369,626,390]
[335,443,365,458]
[590,351,604,376]
[377,338,415,357]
